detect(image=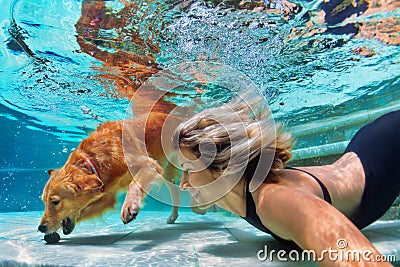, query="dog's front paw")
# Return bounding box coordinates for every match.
[121,203,139,224]
[121,182,143,224]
